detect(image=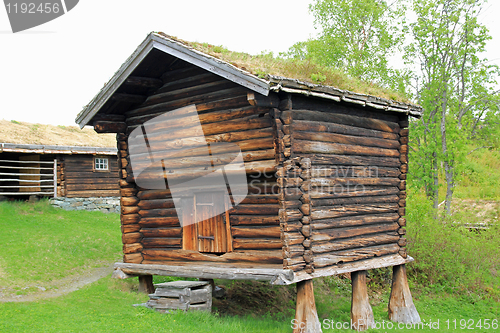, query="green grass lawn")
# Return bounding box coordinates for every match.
[0,200,499,332]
